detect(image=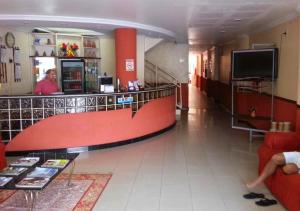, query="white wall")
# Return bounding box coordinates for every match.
[145,42,189,83]
[99,36,116,84]
[145,37,163,52]
[219,36,250,84]
[250,17,299,101]
[137,35,145,85]
[0,28,32,95]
